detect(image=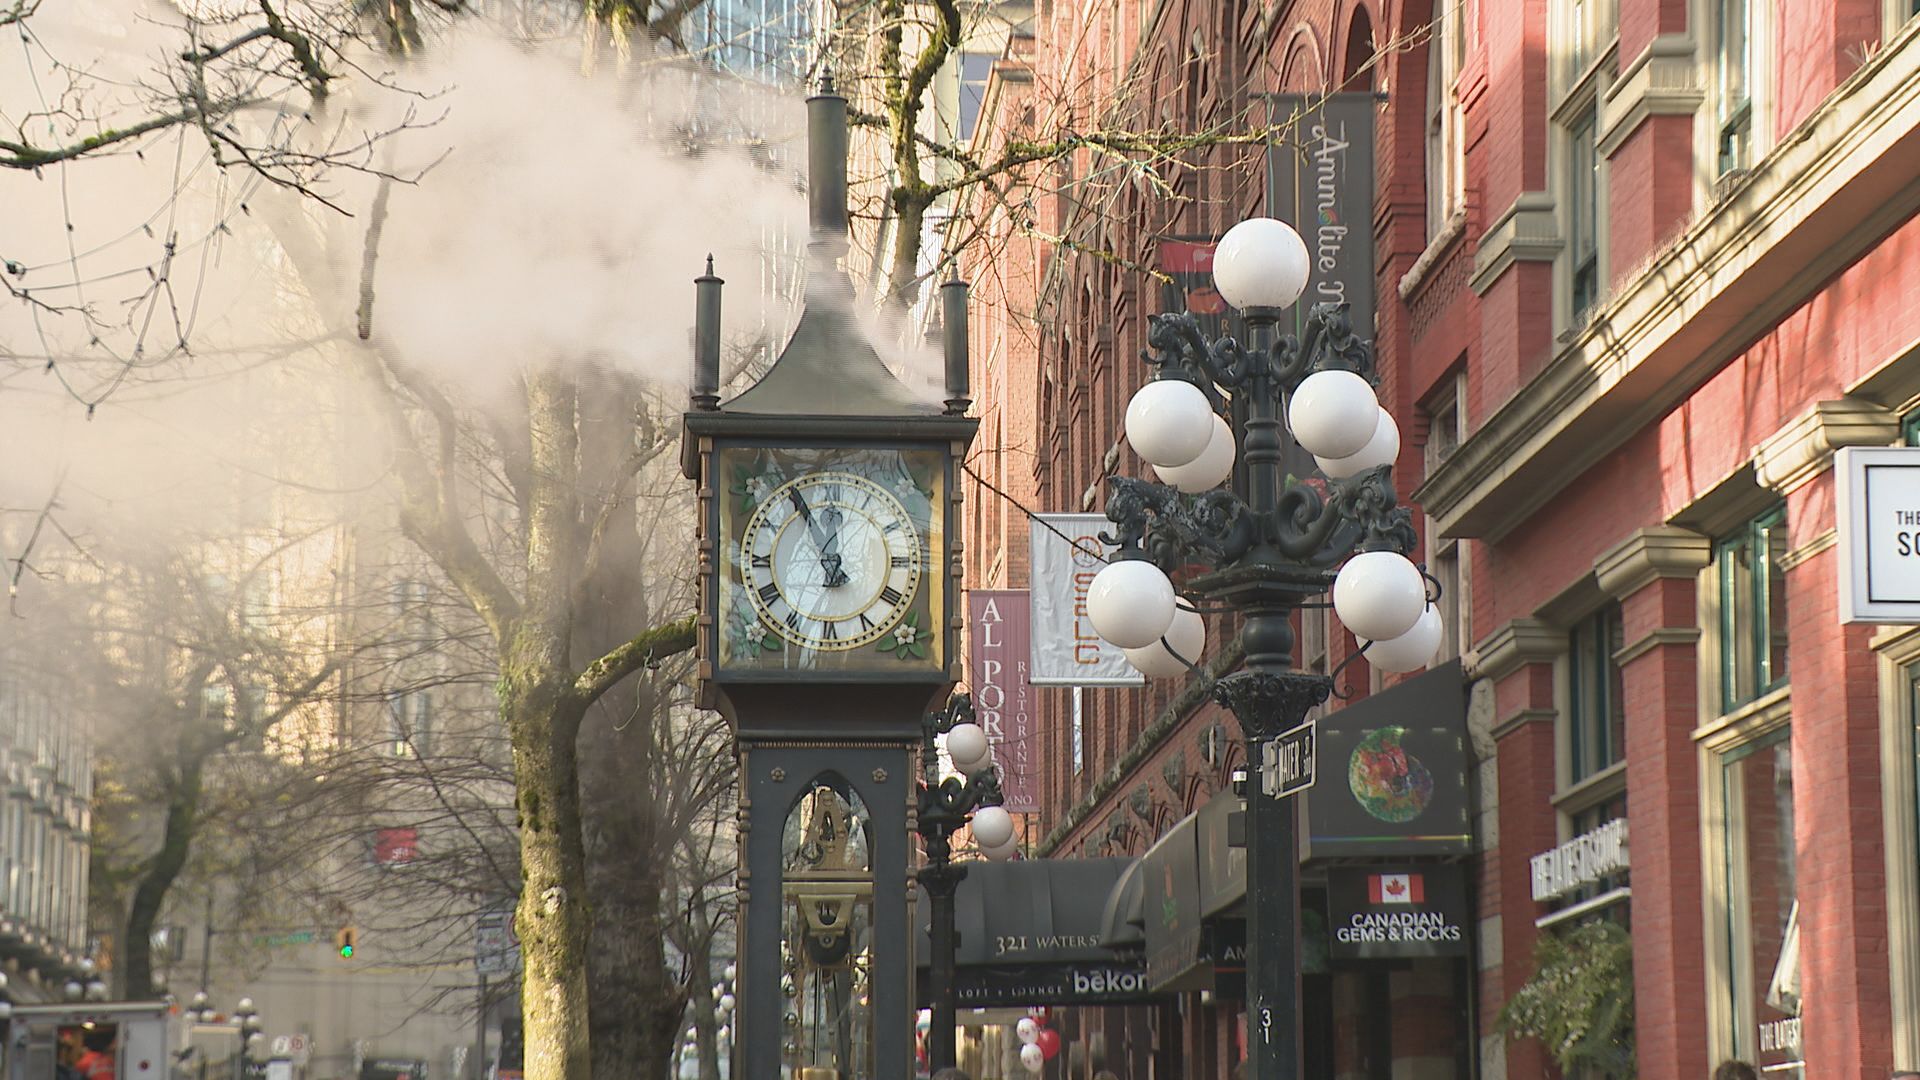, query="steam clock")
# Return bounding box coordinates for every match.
[680,81,977,1080]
